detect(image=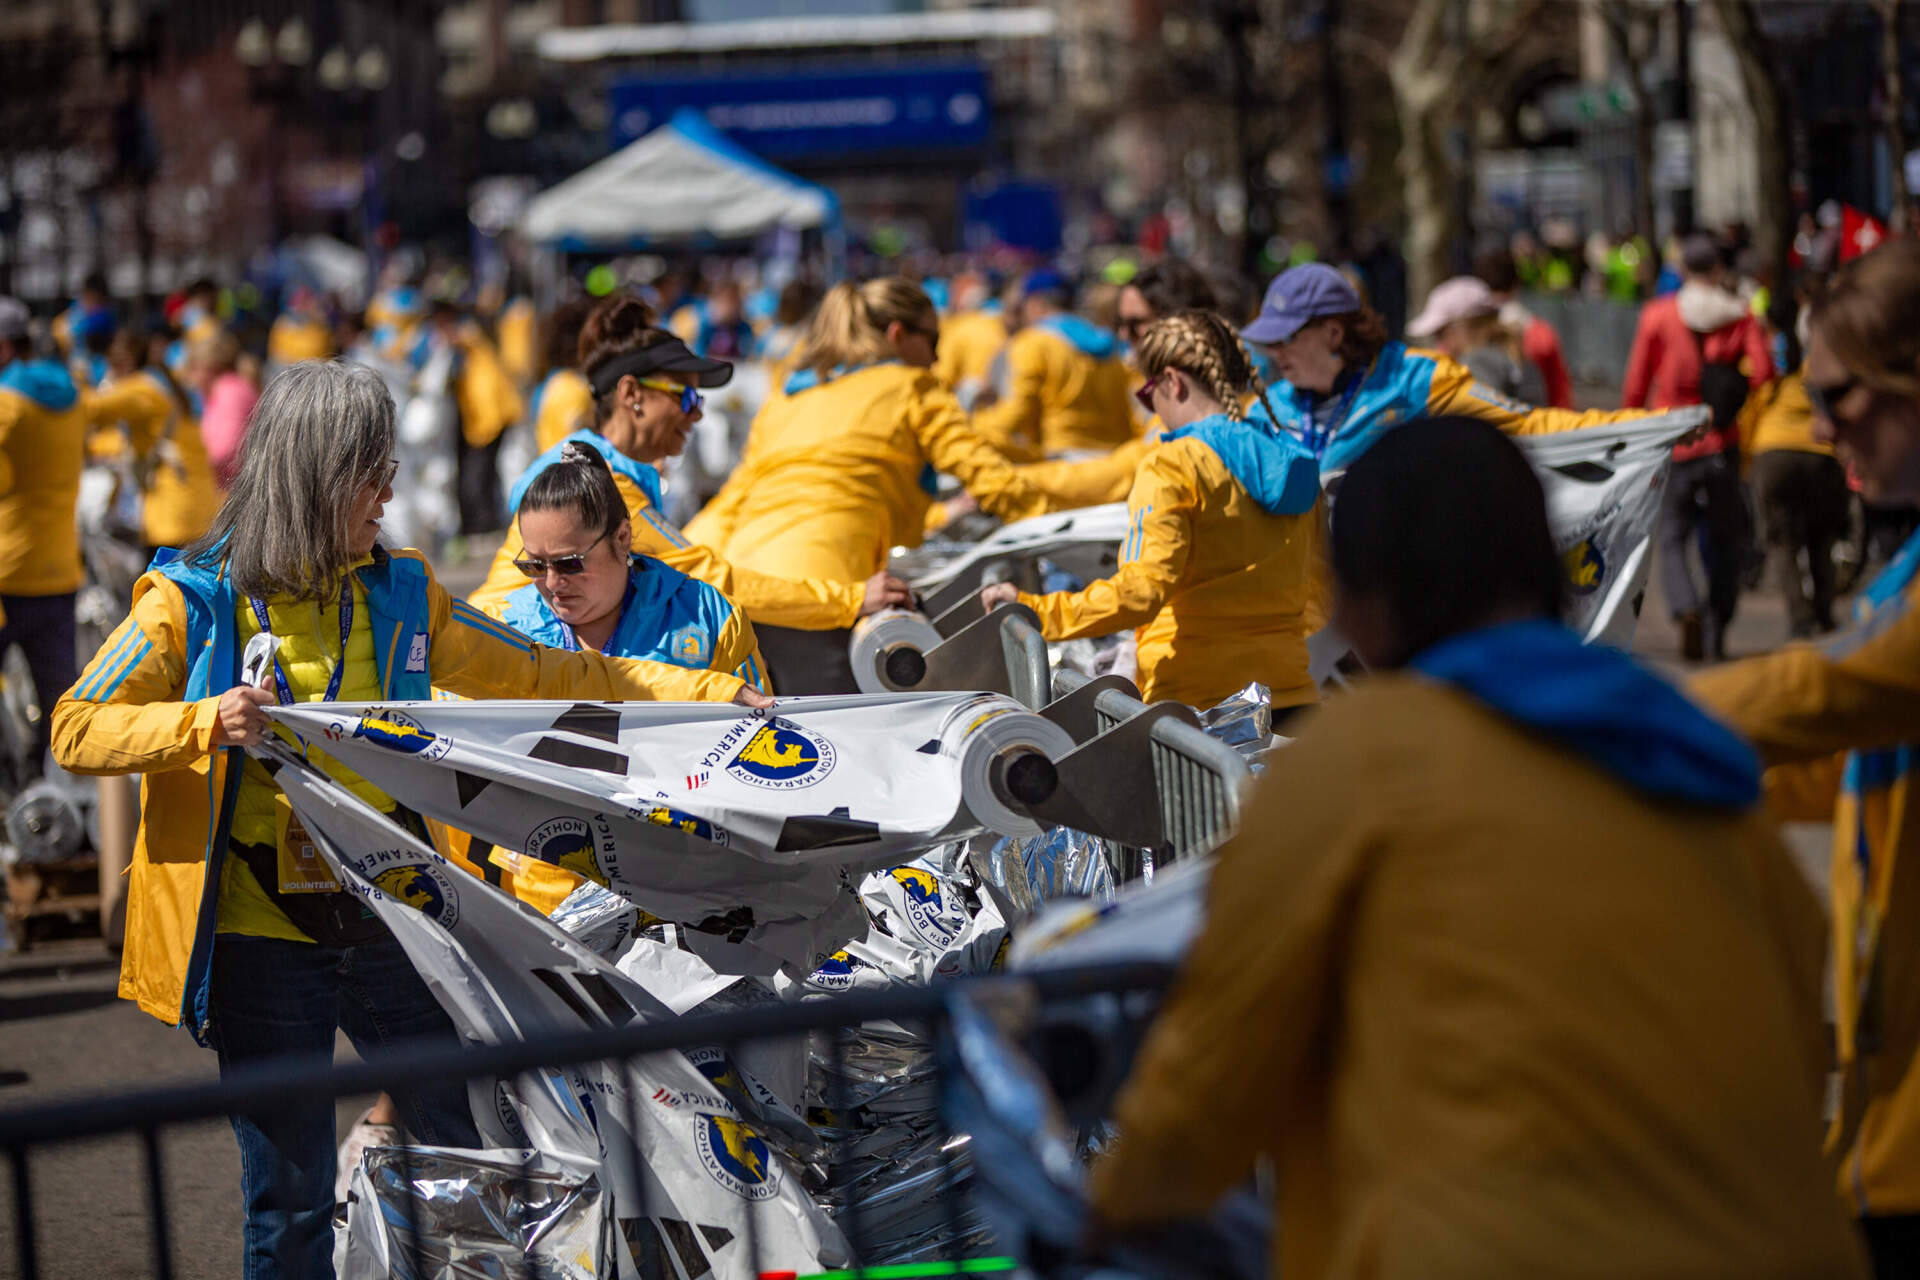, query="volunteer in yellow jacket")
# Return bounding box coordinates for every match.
[931,273,1008,409]
[455,442,769,914]
[82,330,221,558]
[1244,262,1649,477]
[696,277,1061,691]
[470,294,911,632]
[984,311,1322,713]
[50,361,767,1280]
[531,298,596,452]
[971,268,1137,460]
[1747,364,1852,638]
[1091,416,1864,1279]
[0,296,88,778]
[1690,239,1920,1276]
